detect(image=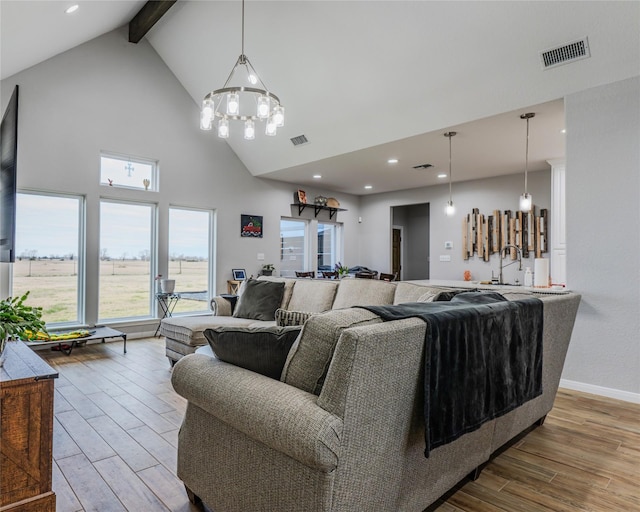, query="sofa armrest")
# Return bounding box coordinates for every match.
[210,296,233,316]
[171,354,342,471]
